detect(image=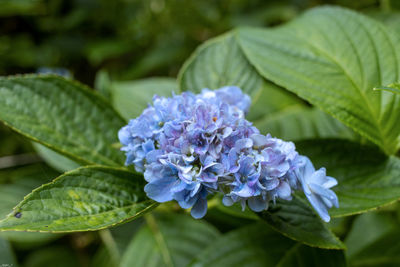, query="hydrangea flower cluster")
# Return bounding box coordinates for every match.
[119,86,339,222]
